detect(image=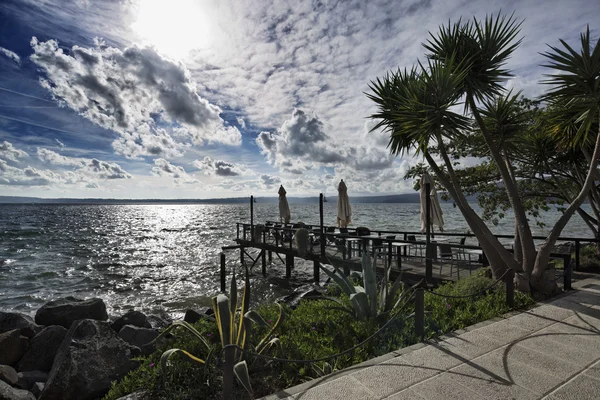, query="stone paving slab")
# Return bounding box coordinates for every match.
[262,277,600,400]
